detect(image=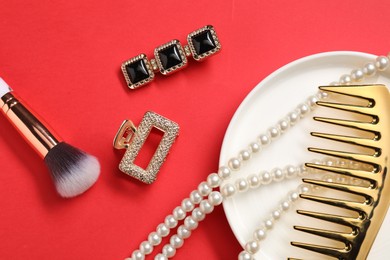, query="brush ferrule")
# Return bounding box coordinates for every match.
[1,92,61,158]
